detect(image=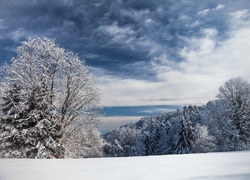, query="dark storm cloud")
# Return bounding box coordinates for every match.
[0,0,164,78]
[0,0,250,79]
